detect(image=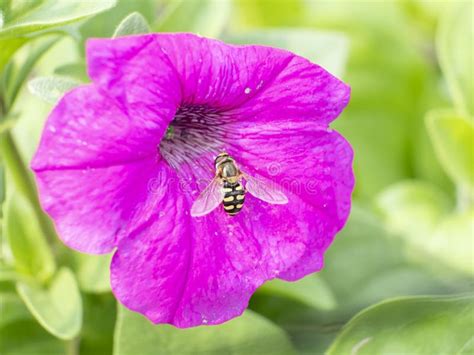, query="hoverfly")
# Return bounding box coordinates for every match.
[190,152,288,217]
